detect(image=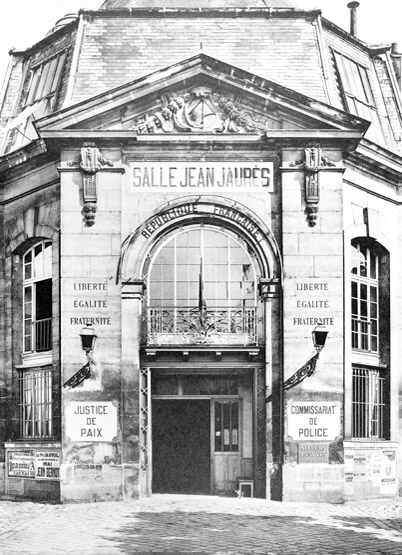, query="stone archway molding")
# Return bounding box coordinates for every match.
[117,195,283,284]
